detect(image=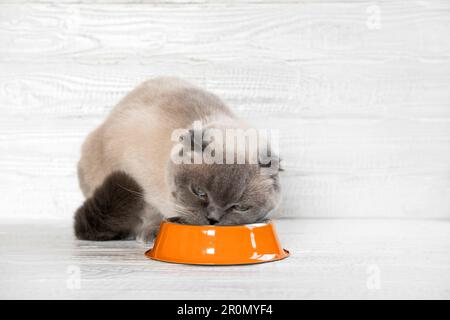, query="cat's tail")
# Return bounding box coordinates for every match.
[74,171,145,241]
